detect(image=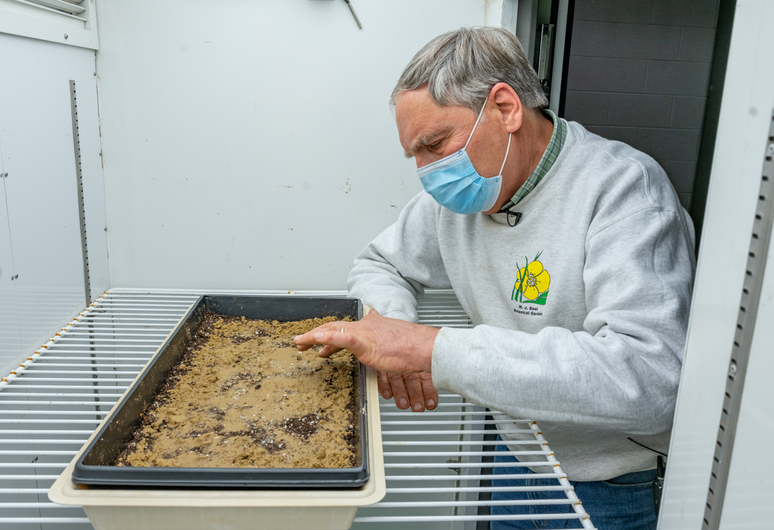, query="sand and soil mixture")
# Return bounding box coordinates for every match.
[114,312,358,469]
